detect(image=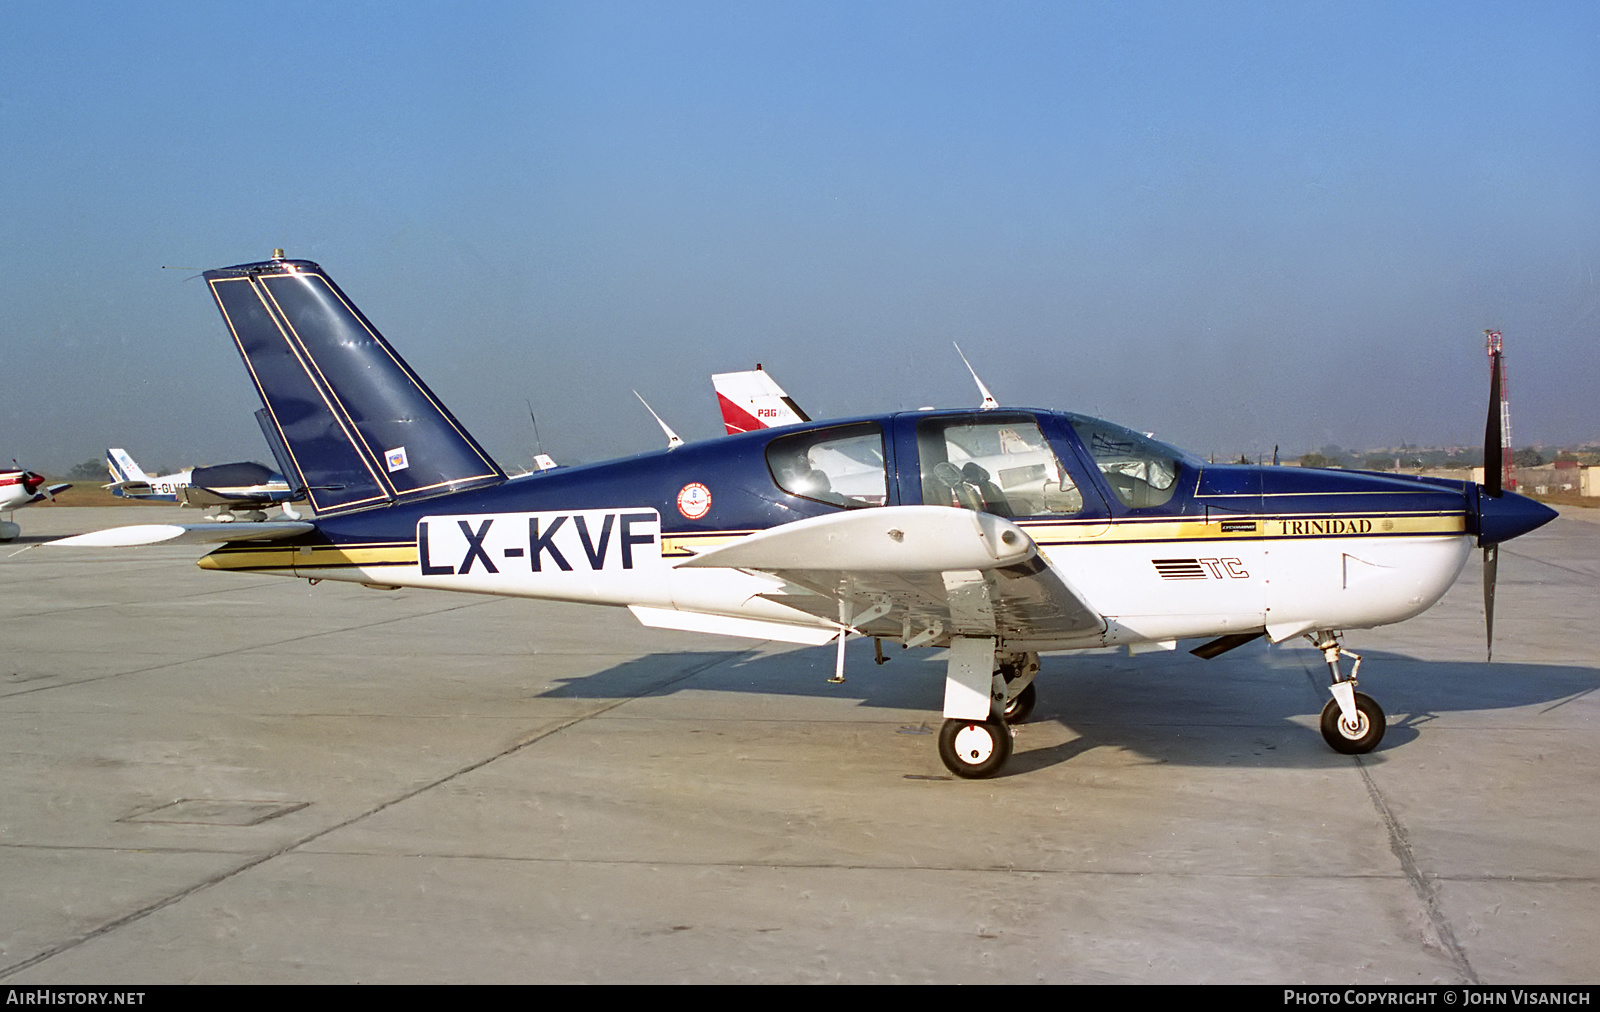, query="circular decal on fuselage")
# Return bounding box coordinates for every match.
[677,482,712,520]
